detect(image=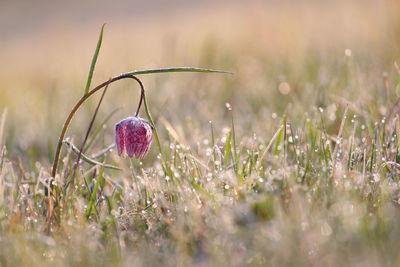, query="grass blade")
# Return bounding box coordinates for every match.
[123,67,231,76]
[256,125,284,170]
[63,140,121,171]
[223,131,232,166]
[84,24,105,95]
[85,165,105,219]
[231,112,238,173]
[274,124,284,156]
[210,121,217,164]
